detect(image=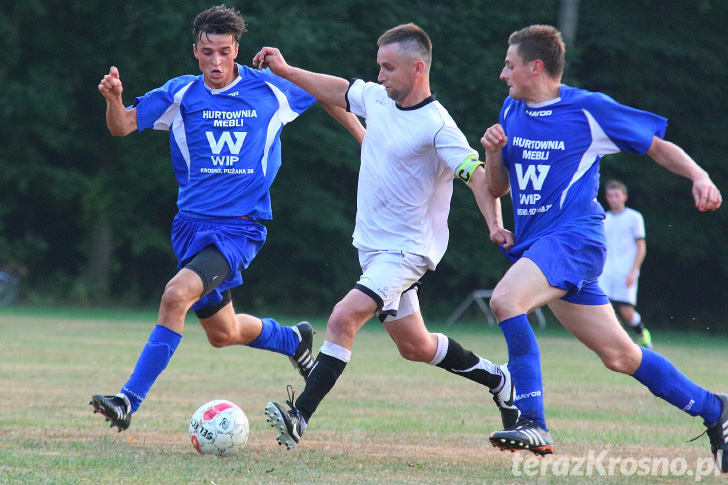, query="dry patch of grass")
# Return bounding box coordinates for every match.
[1,313,725,483]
